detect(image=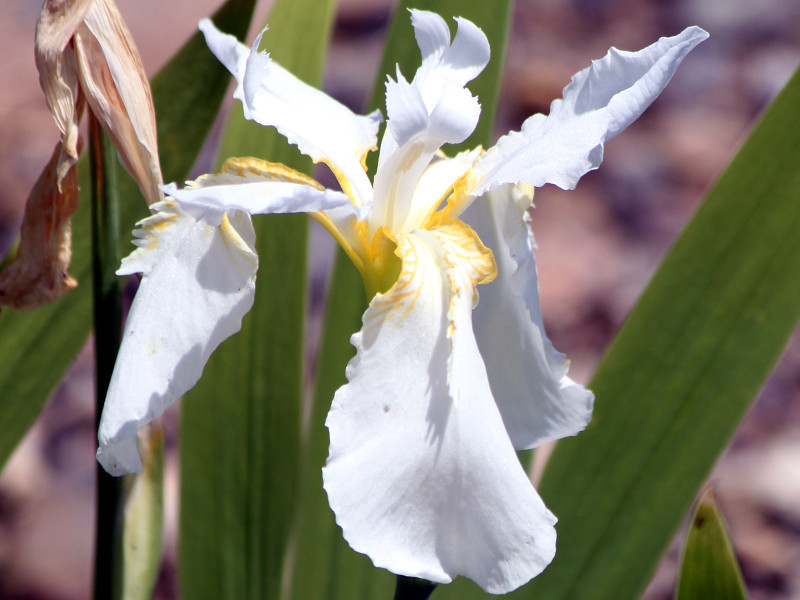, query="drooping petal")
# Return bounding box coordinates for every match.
[369,12,488,236]
[97,200,257,475]
[462,185,593,449]
[0,143,79,309]
[199,18,381,207]
[471,27,708,197]
[73,0,163,205]
[161,157,358,225]
[323,220,557,594]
